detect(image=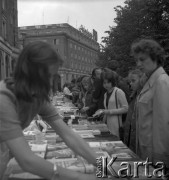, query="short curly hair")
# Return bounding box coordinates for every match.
[131,39,166,66]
